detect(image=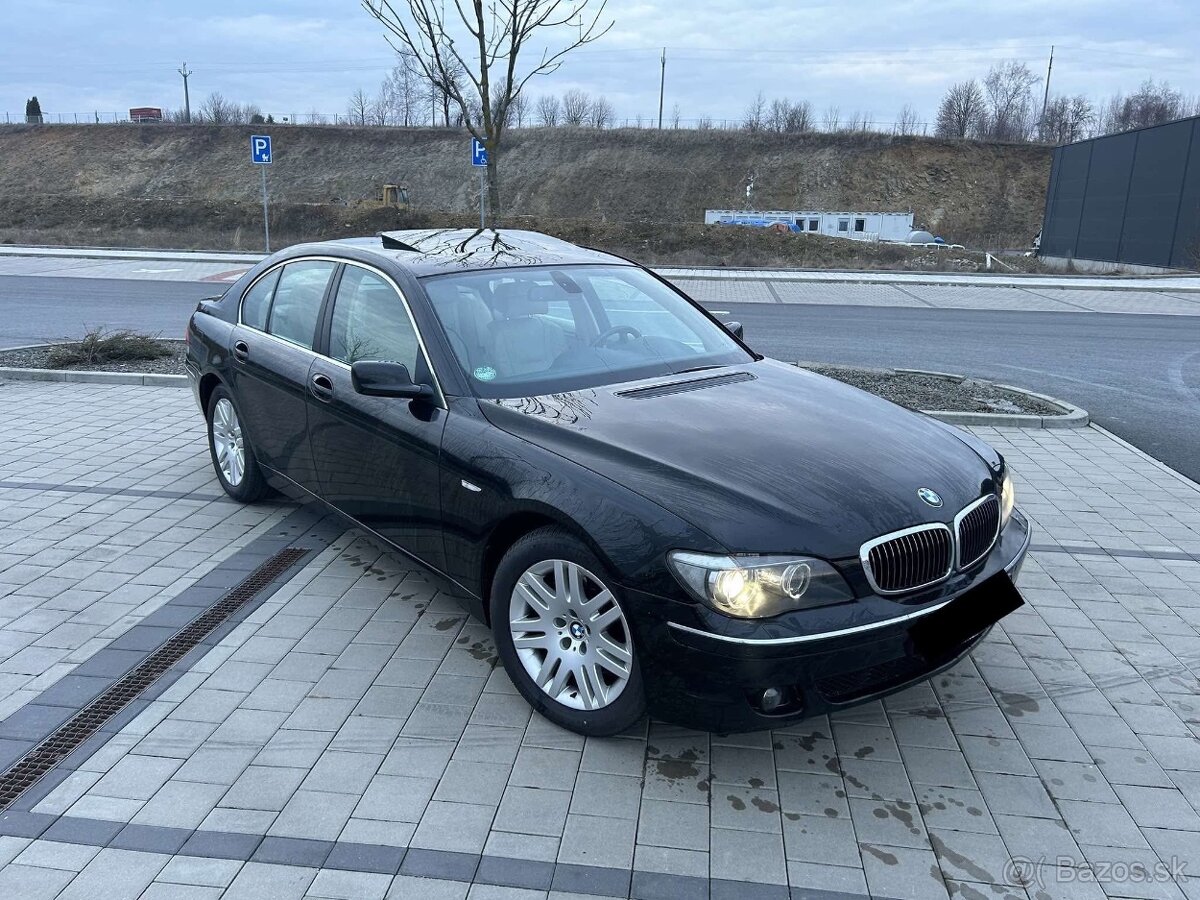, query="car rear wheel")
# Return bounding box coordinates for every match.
[206,386,267,502]
[491,527,646,736]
